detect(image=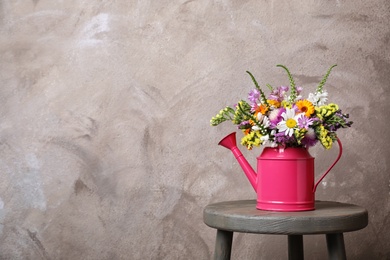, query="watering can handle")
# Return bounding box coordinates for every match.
[313,137,343,192]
